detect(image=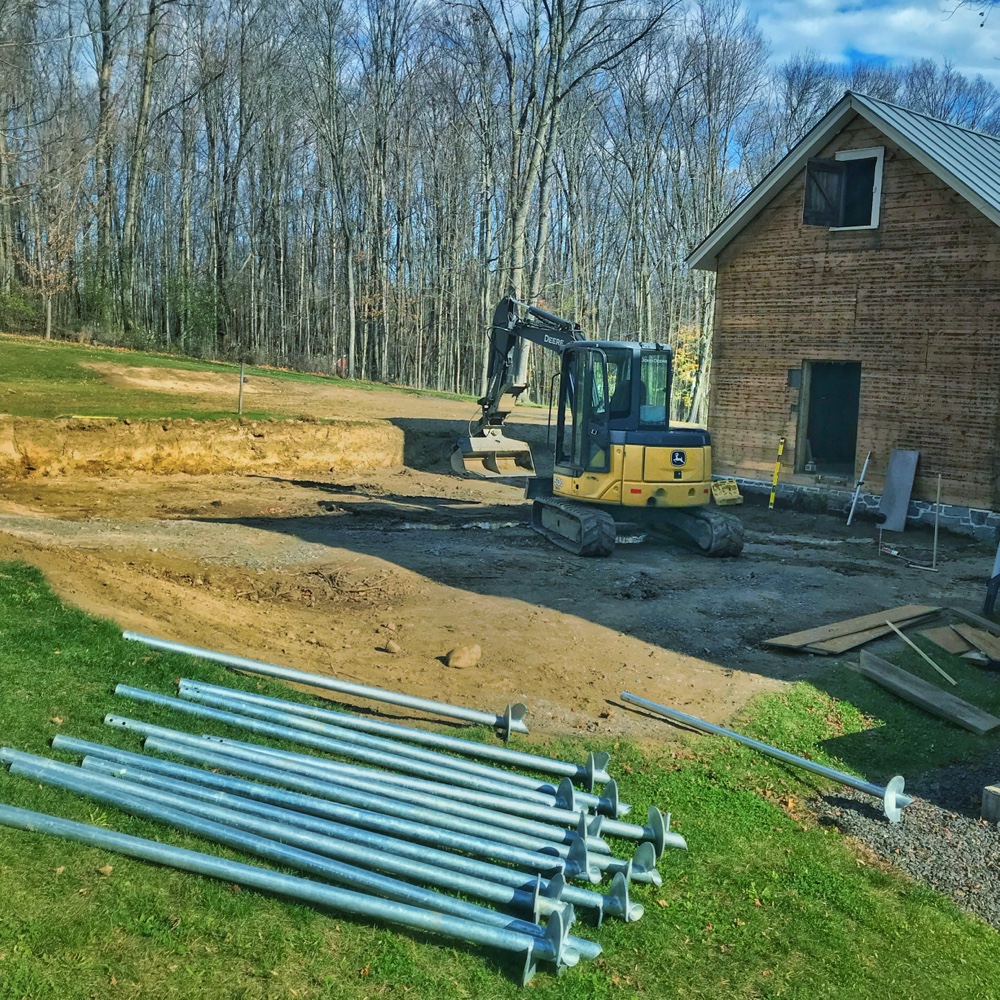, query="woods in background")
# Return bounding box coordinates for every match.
[2,0,999,420]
